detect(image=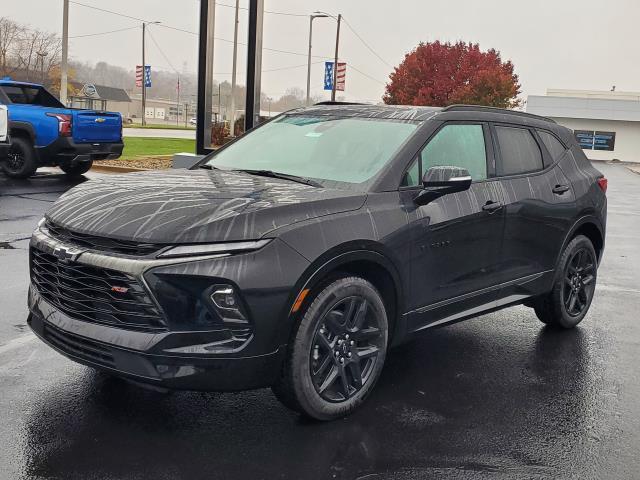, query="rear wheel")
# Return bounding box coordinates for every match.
[272,276,388,420]
[534,235,597,328]
[2,136,38,179]
[59,160,92,177]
